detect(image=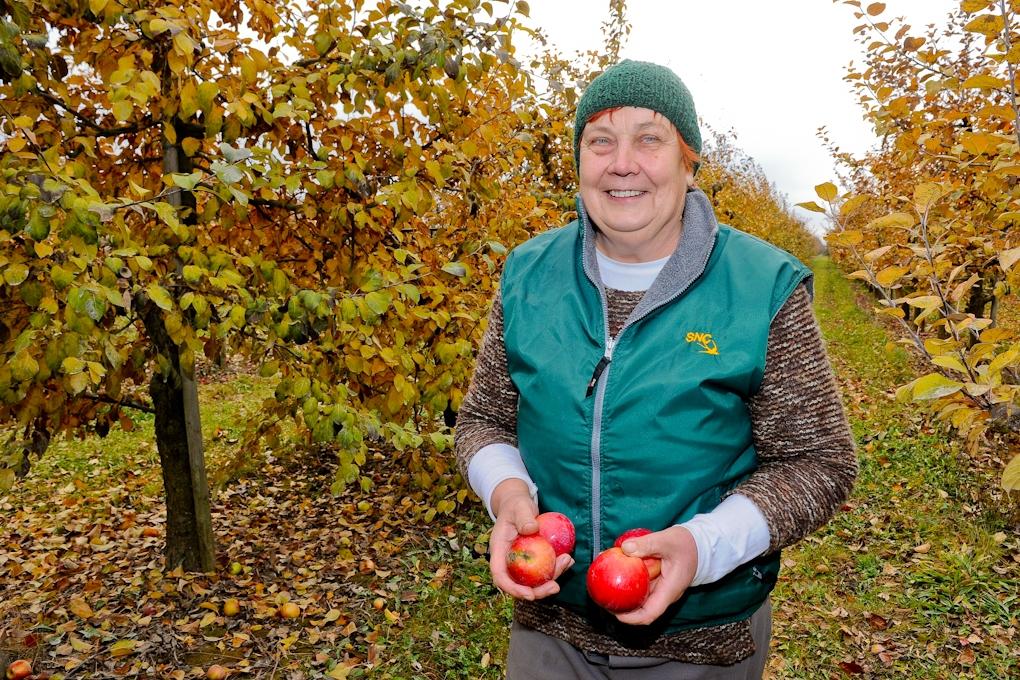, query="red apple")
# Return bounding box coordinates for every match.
[614,528,662,579]
[536,512,575,556]
[6,659,32,680]
[506,534,556,587]
[586,547,649,613]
